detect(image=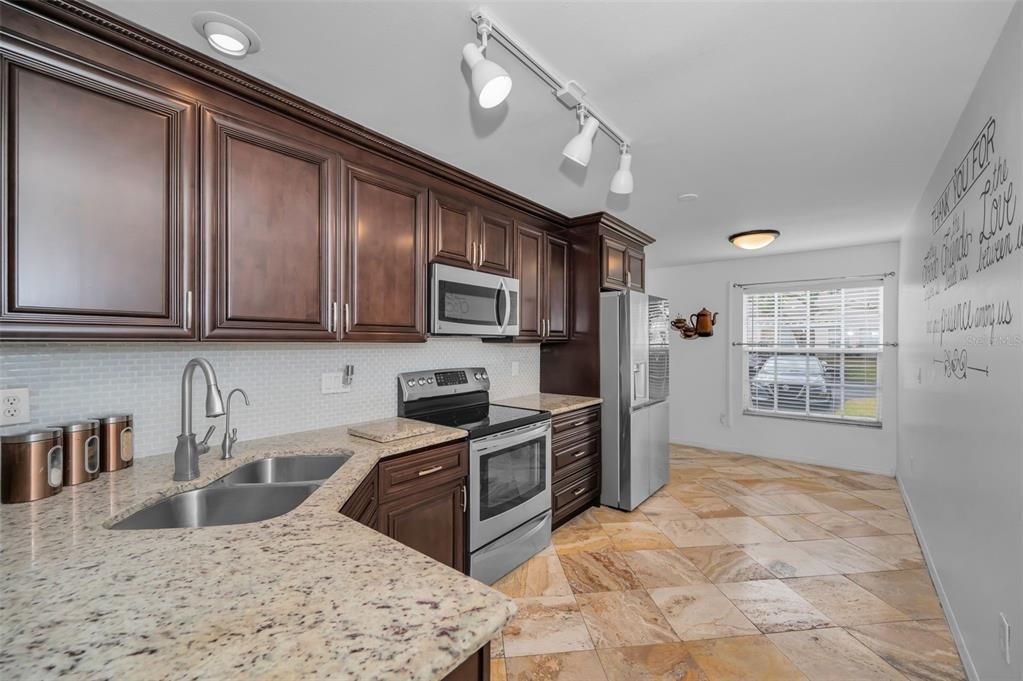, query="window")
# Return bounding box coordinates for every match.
[741,284,884,425]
